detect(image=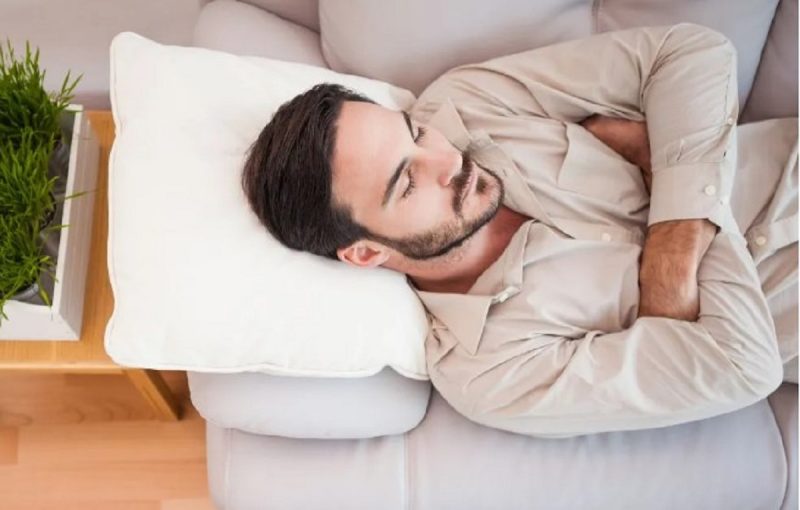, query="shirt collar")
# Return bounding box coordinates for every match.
[422,97,473,151]
[420,98,505,170]
[409,99,543,354]
[413,220,533,355]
